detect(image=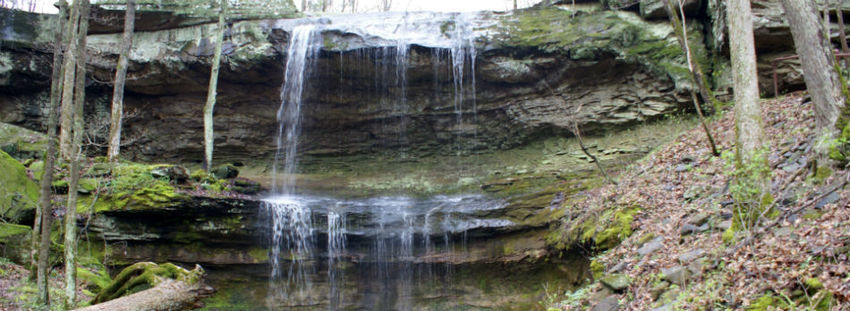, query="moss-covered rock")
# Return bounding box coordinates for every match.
[0,122,47,161]
[0,223,31,264]
[0,149,39,224]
